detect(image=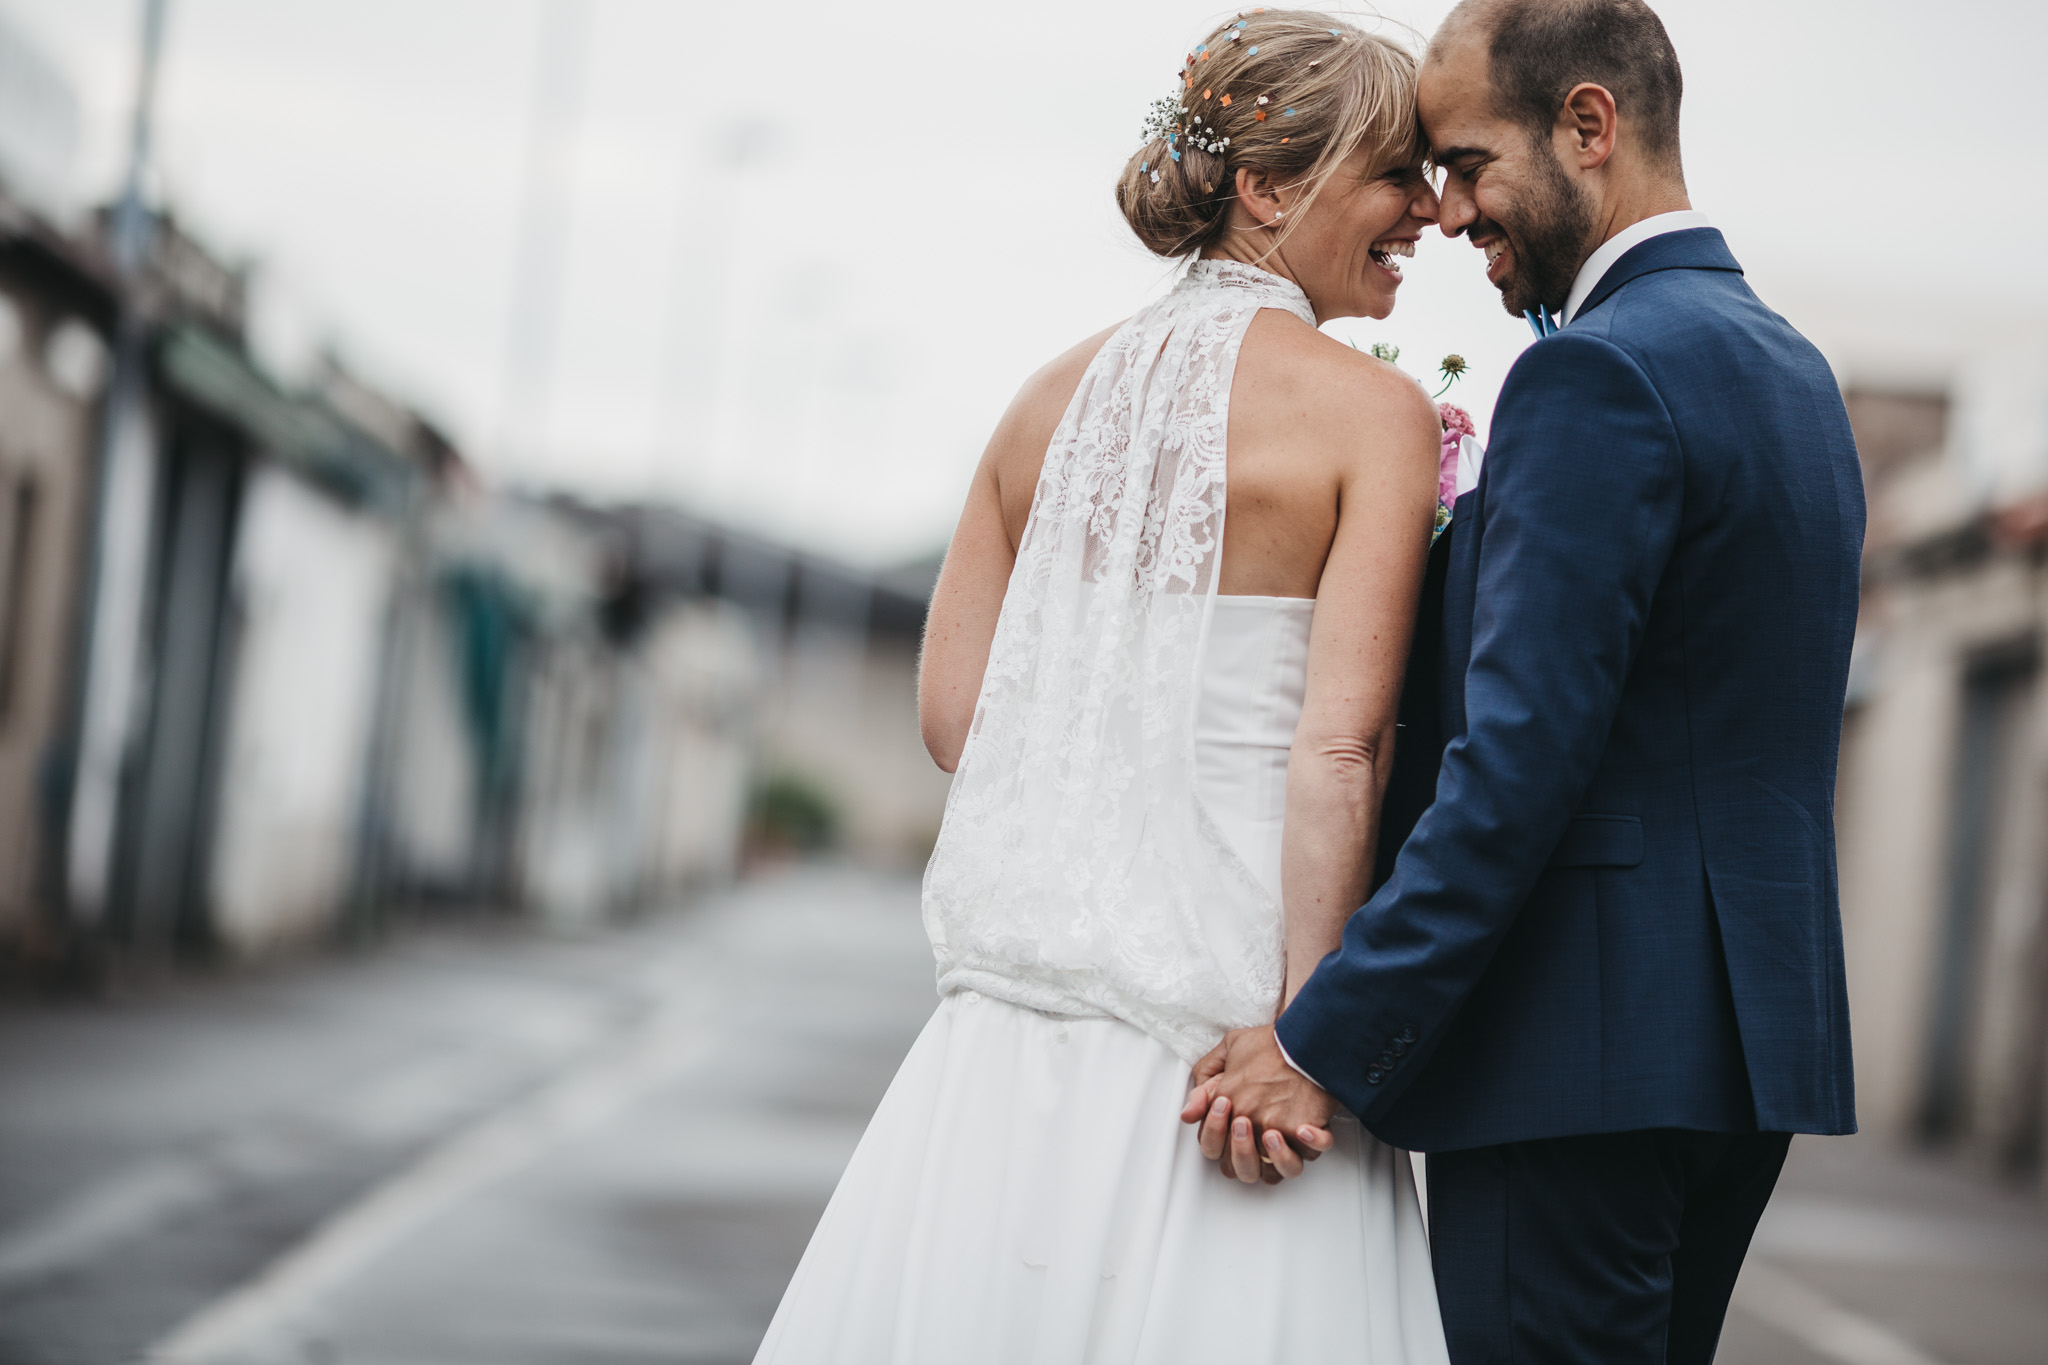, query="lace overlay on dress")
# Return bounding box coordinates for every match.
[922,259,1319,1064]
